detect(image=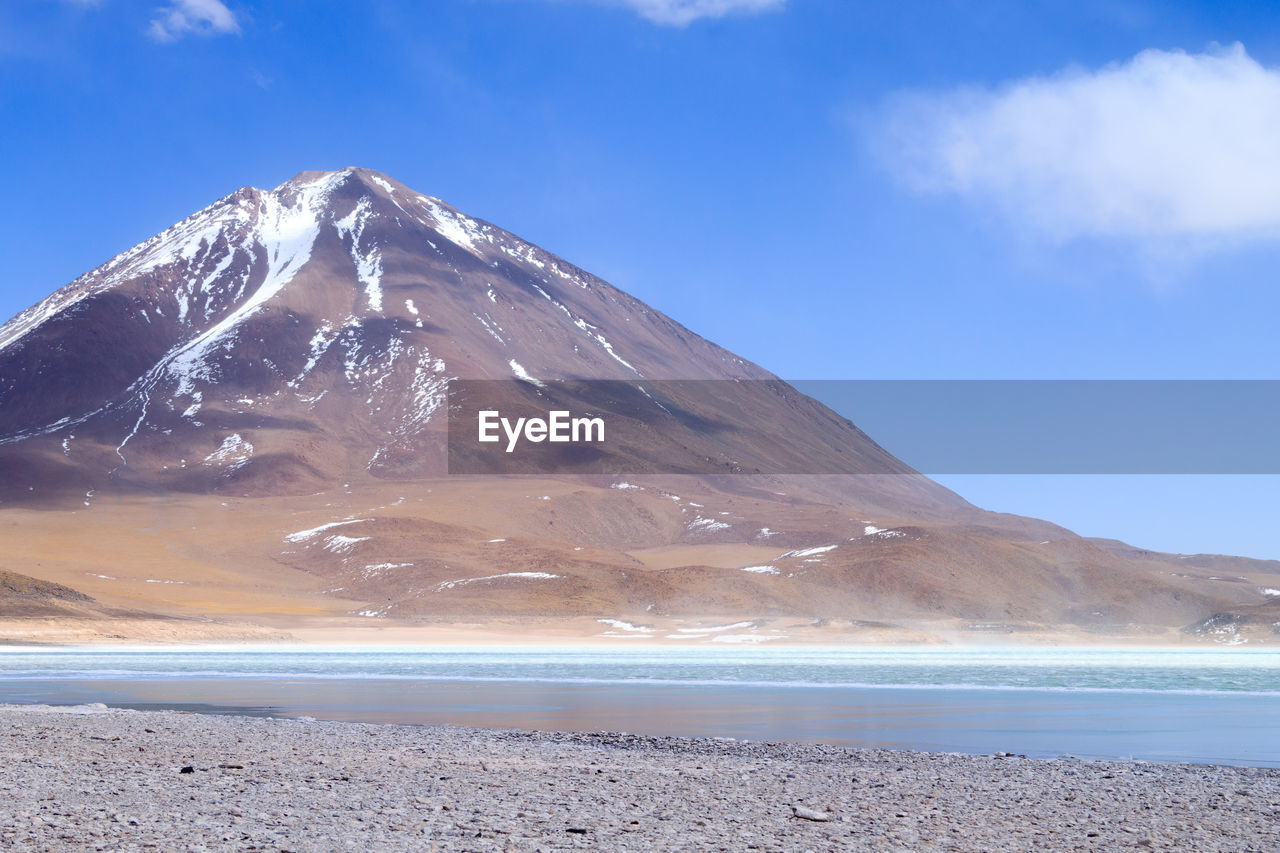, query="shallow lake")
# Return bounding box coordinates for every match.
[1,645,1277,766]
